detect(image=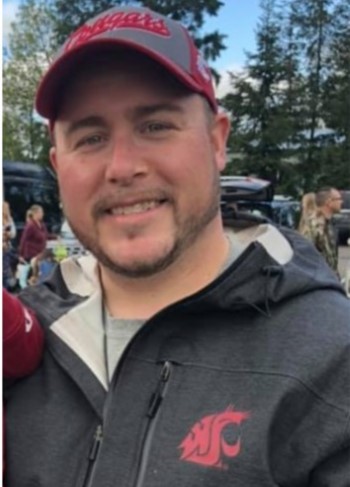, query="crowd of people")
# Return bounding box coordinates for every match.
[3,5,350,486]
